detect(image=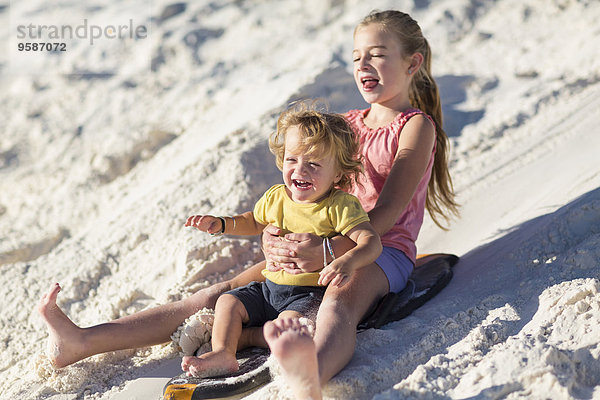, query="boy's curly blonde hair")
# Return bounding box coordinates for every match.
[269,103,362,190]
